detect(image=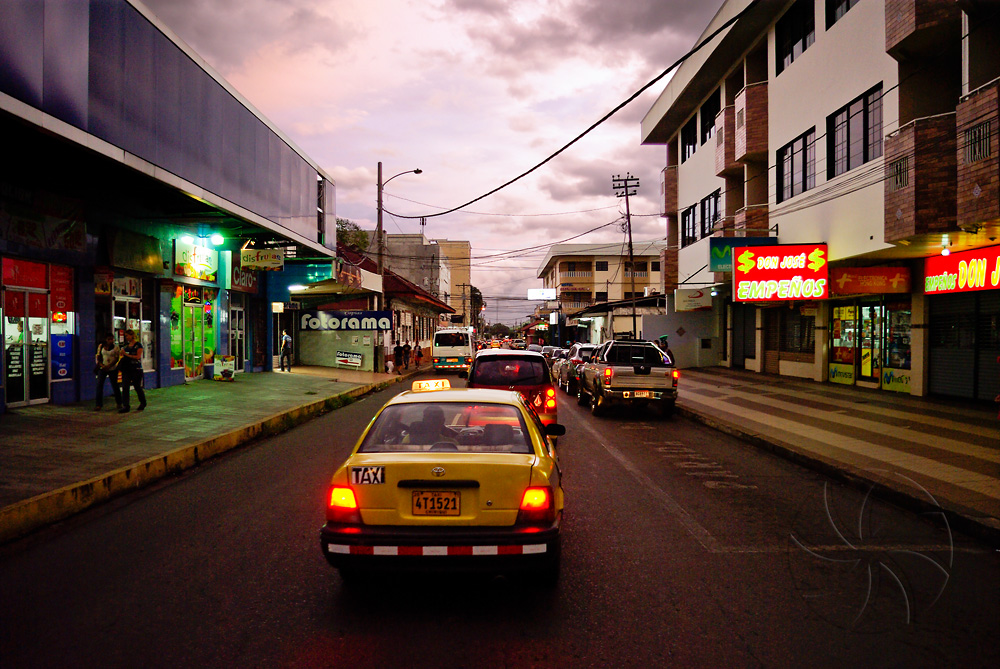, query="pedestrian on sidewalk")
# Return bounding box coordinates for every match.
[414,343,423,368]
[119,329,146,413]
[280,329,293,372]
[403,340,411,370]
[393,340,404,375]
[94,333,122,411]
